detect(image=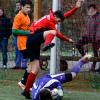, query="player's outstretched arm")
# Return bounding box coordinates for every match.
[64,0,84,18]
[63,54,92,84]
[70,54,92,77]
[56,31,74,43]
